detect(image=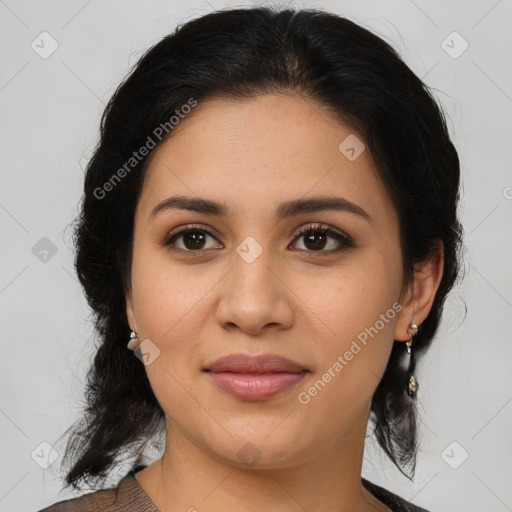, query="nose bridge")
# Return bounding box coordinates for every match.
[215,234,294,333]
[232,234,276,301]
